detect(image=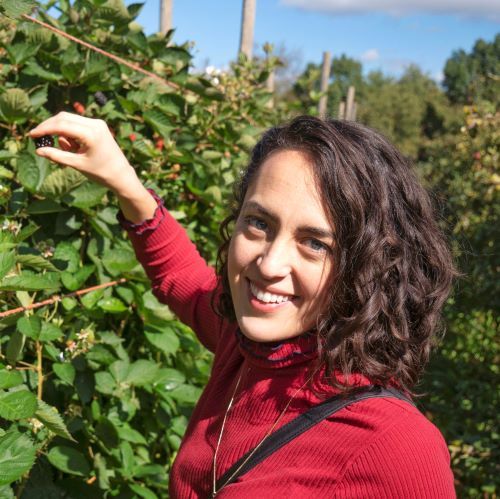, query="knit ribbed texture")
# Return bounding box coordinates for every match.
[119,198,456,499]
